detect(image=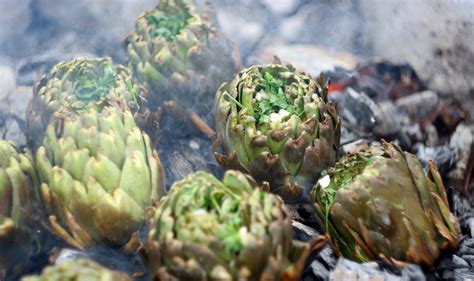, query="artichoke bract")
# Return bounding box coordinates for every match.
[21,258,131,281]
[26,57,149,152]
[0,140,39,272]
[126,0,239,118]
[141,170,310,281]
[36,106,165,250]
[311,141,460,268]
[215,63,341,202]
